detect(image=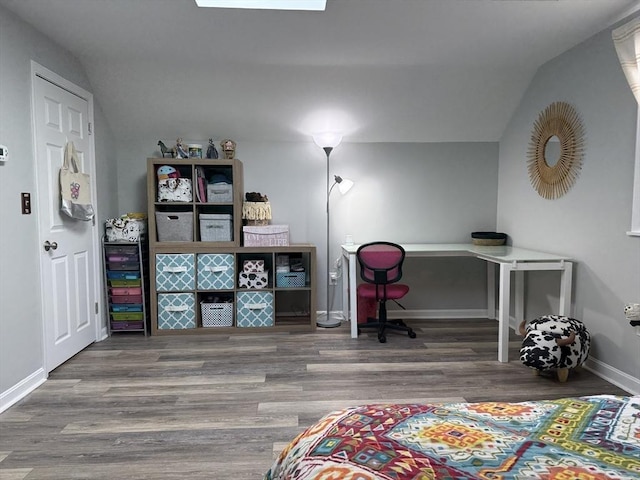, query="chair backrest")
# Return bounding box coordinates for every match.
[357,242,406,286]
